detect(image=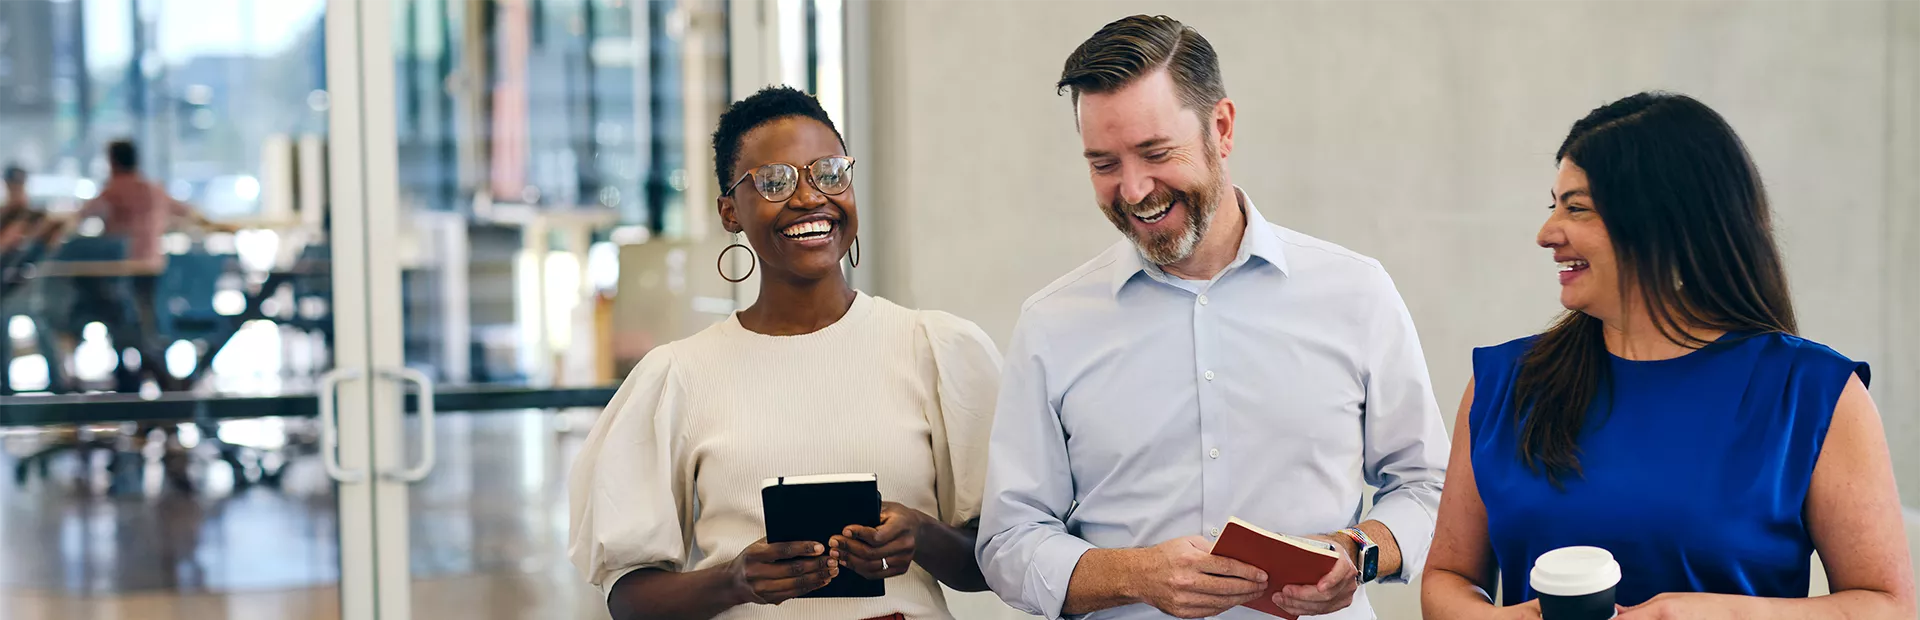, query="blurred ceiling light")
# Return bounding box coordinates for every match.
[588,242,620,293]
[73,339,116,382]
[205,232,237,254]
[185,84,214,106]
[7,355,49,392]
[213,290,246,316]
[163,232,192,255]
[234,175,261,202]
[218,417,289,450]
[234,229,279,272]
[210,320,283,382]
[165,340,198,379]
